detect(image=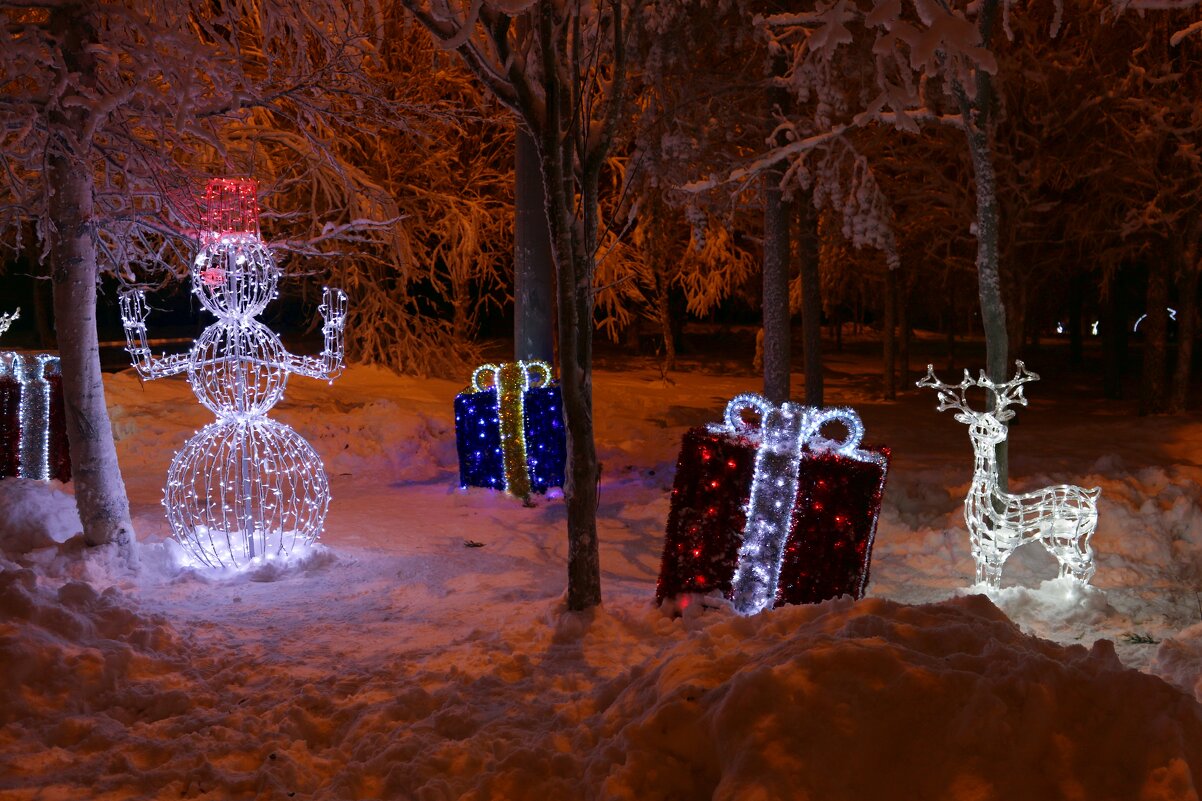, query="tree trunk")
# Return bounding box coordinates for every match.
[762,169,791,404]
[883,266,896,400]
[655,272,676,371]
[649,194,677,371]
[1140,255,1170,415]
[558,172,602,611]
[1008,283,1025,362]
[47,6,136,562]
[1068,272,1084,368]
[945,302,956,373]
[515,126,555,363]
[534,0,602,610]
[897,271,911,389]
[965,130,1009,486]
[955,0,1009,488]
[34,277,56,349]
[1103,268,1131,400]
[798,195,822,407]
[1170,241,1199,413]
[451,277,472,342]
